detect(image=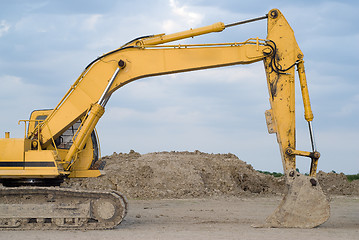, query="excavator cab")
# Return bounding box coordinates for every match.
[28,109,103,174]
[0,109,102,187]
